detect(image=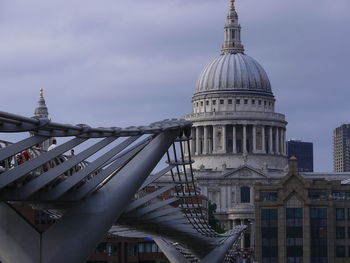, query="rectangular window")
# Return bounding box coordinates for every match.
[220,99,224,105]
[336,227,345,239]
[310,208,328,263]
[240,187,250,203]
[200,101,203,106]
[128,243,138,256]
[261,209,278,262]
[212,100,216,105]
[336,246,345,258]
[252,99,255,104]
[336,208,345,220]
[228,99,232,104]
[286,208,303,262]
[346,192,350,200]
[236,99,240,105]
[258,100,262,105]
[332,192,345,200]
[264,101,267,106]
[244,233,251,248]
[244,99,248,104]
[309,190,327,200]
[260,192,278,201]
